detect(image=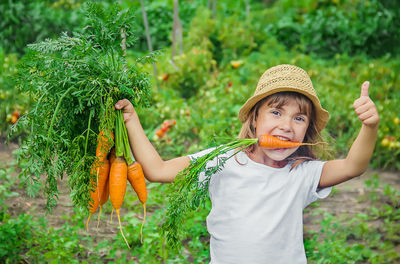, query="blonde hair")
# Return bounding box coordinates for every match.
[238,91,325,167]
